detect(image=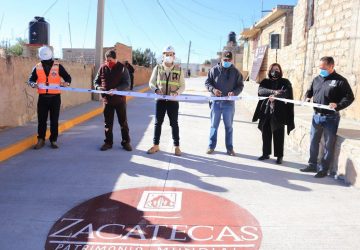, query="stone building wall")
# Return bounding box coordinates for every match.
[244,0,360,120]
